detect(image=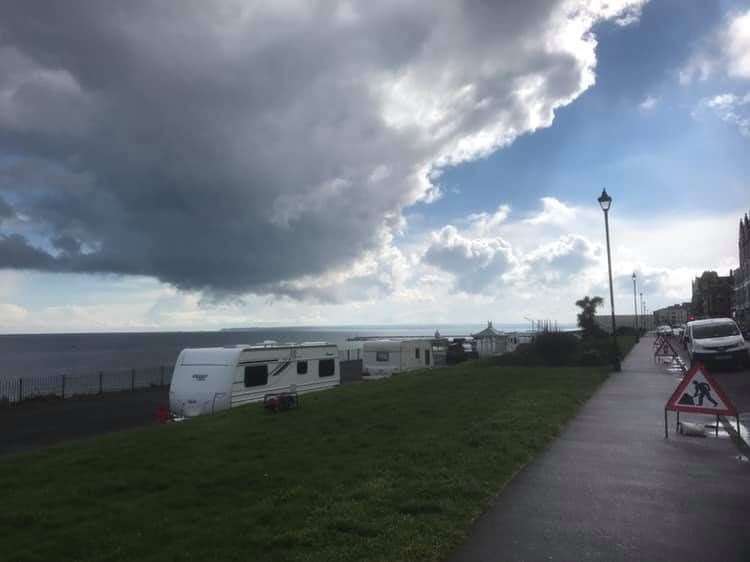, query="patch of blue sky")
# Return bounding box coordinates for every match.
[414,0,748,228]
